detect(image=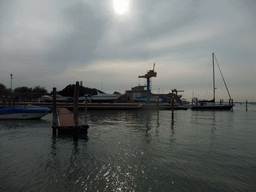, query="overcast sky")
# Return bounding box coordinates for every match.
[0,0,255,102]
